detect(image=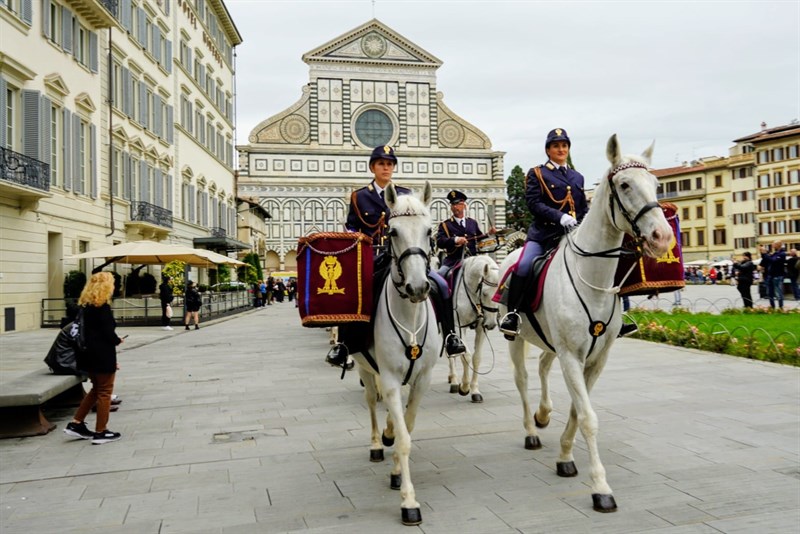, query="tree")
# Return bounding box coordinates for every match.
[505,165,532,231]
